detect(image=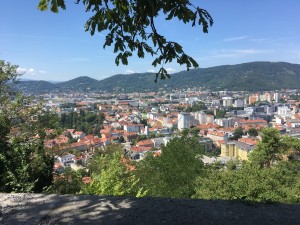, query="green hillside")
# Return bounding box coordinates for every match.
[57,76,99,92]
[96,61,300,92]
[13,80,58,94]
[14,62,300,93]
